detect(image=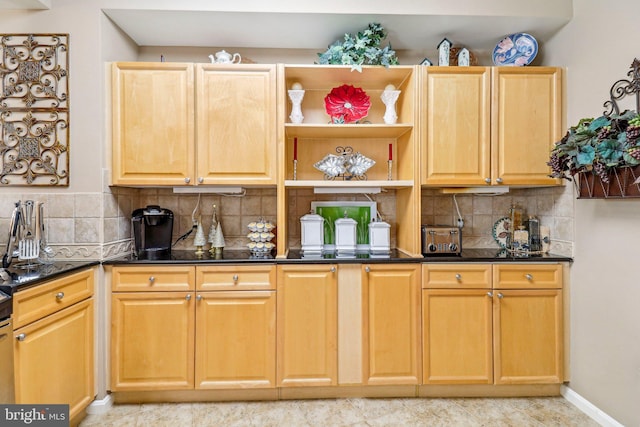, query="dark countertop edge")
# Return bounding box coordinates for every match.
[102,251,573,265]
[1,260,100,295]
